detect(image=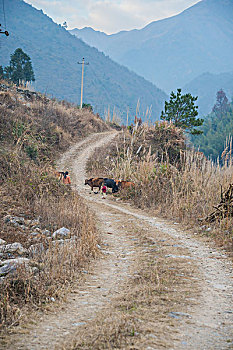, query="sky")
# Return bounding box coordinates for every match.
[24,0,201,34]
